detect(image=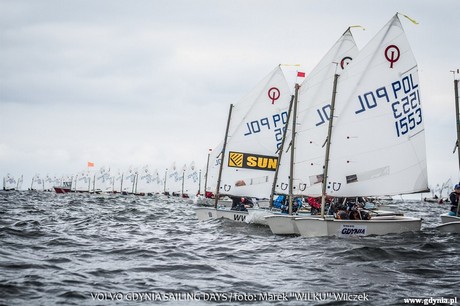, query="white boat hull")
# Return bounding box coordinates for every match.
[216,209,248,222]
[440,213,460,224]
[294,216,422,238]
[266,215,300,235]
[194,207,218,220]
[436,221,460,233]
[193,207,248,223]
